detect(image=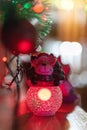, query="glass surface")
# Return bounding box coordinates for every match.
[15,103,87,130]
